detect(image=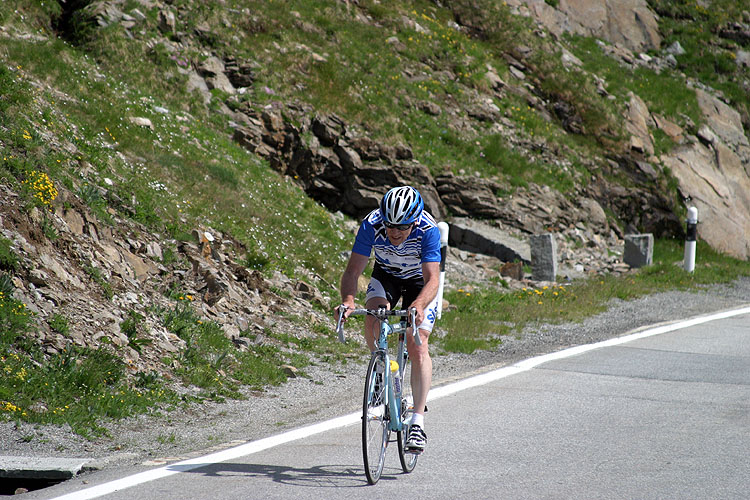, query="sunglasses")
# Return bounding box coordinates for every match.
[384,221,413,231]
